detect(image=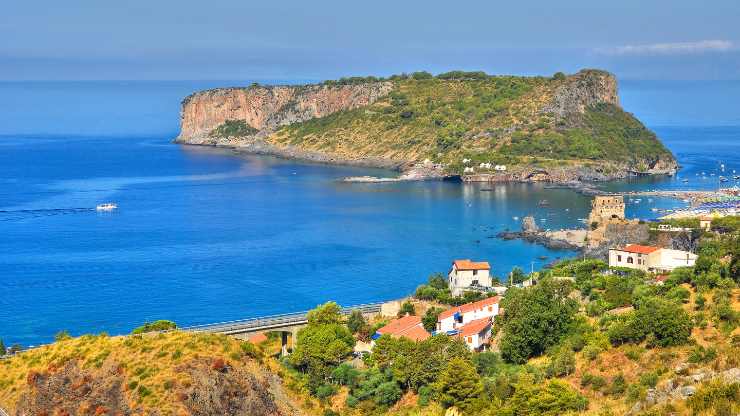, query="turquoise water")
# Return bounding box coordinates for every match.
[1,80,738,346]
